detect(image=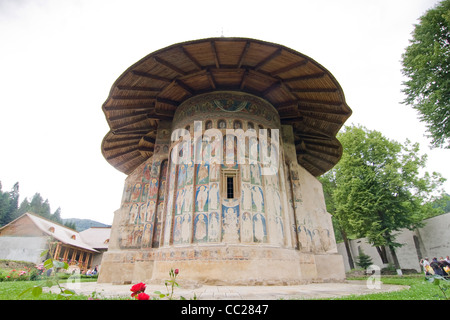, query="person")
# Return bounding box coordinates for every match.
[430,257,446,276]
[92,265,99,275]
[420,258,433,275]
